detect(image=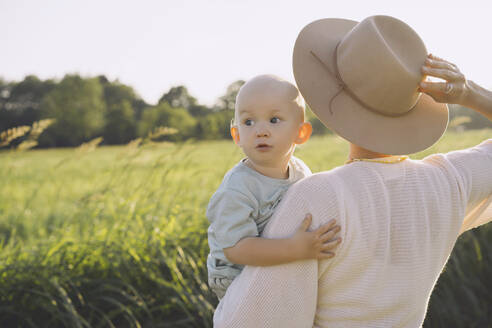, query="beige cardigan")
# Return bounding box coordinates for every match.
[213,139,492,328]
